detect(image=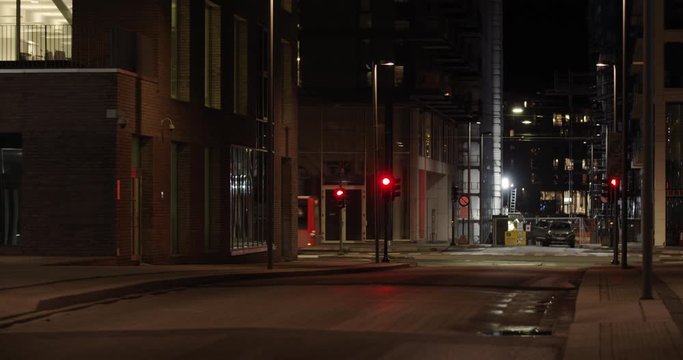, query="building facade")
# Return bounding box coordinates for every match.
[297,0,503,245]
[0,0,299,263]
[591,0,683,246]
